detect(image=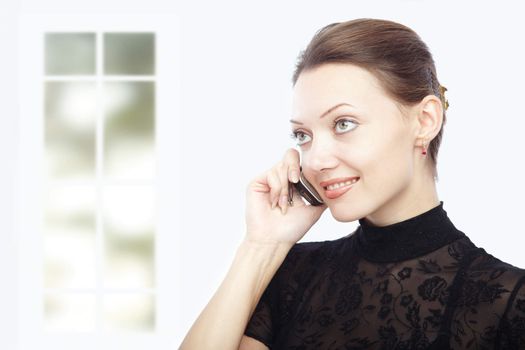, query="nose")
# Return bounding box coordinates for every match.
[302,137,339,173]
